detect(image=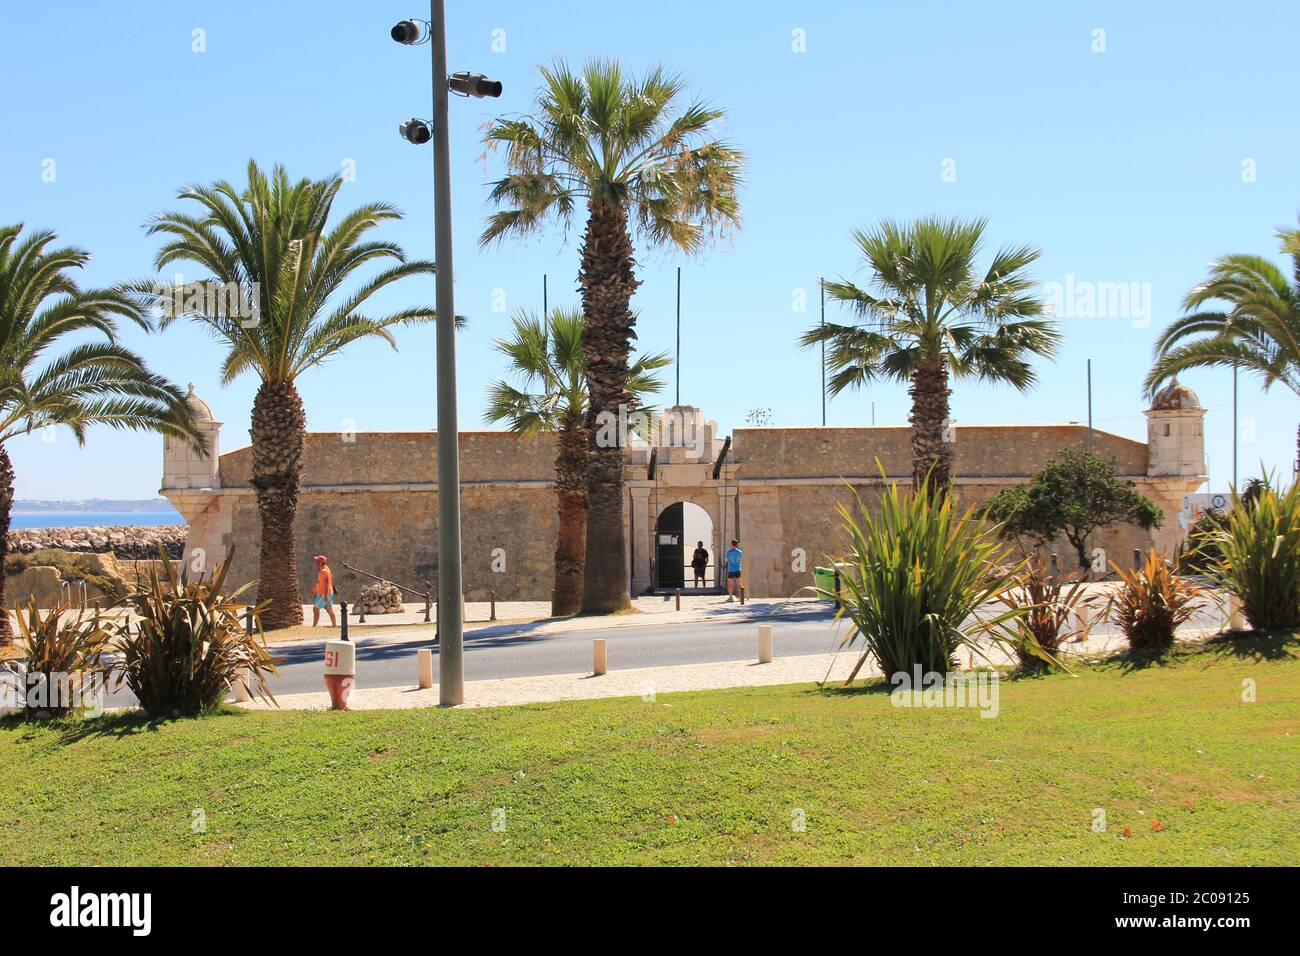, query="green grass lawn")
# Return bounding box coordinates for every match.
[2,635,1297,866]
